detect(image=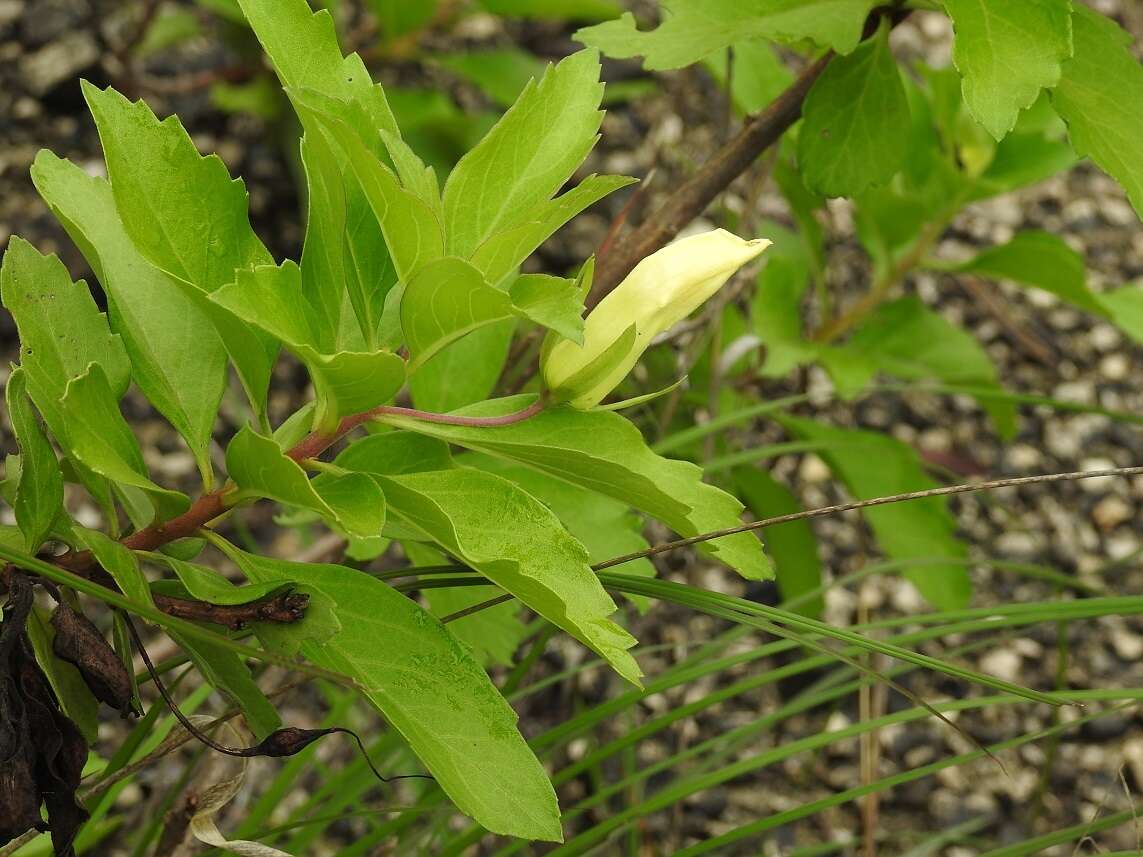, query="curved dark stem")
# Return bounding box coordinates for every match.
[124,614,434,785]
[124,614,253,757]
[324,727,436,784]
